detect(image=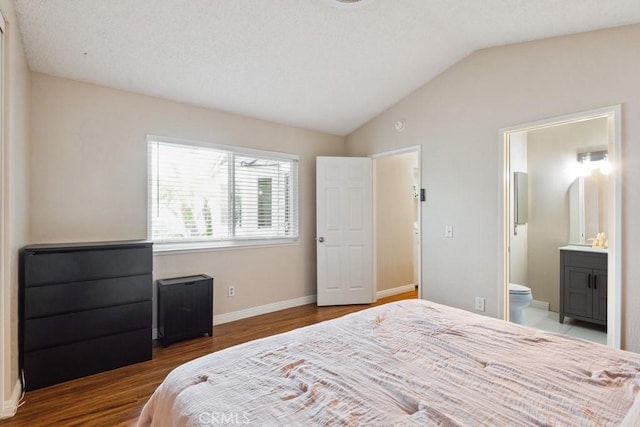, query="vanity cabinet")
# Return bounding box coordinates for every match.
[559,249,607,326]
